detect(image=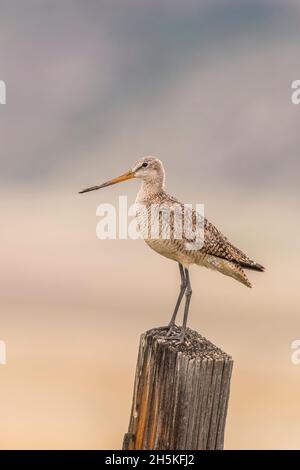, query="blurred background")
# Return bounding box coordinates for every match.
[0,0,300,449]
